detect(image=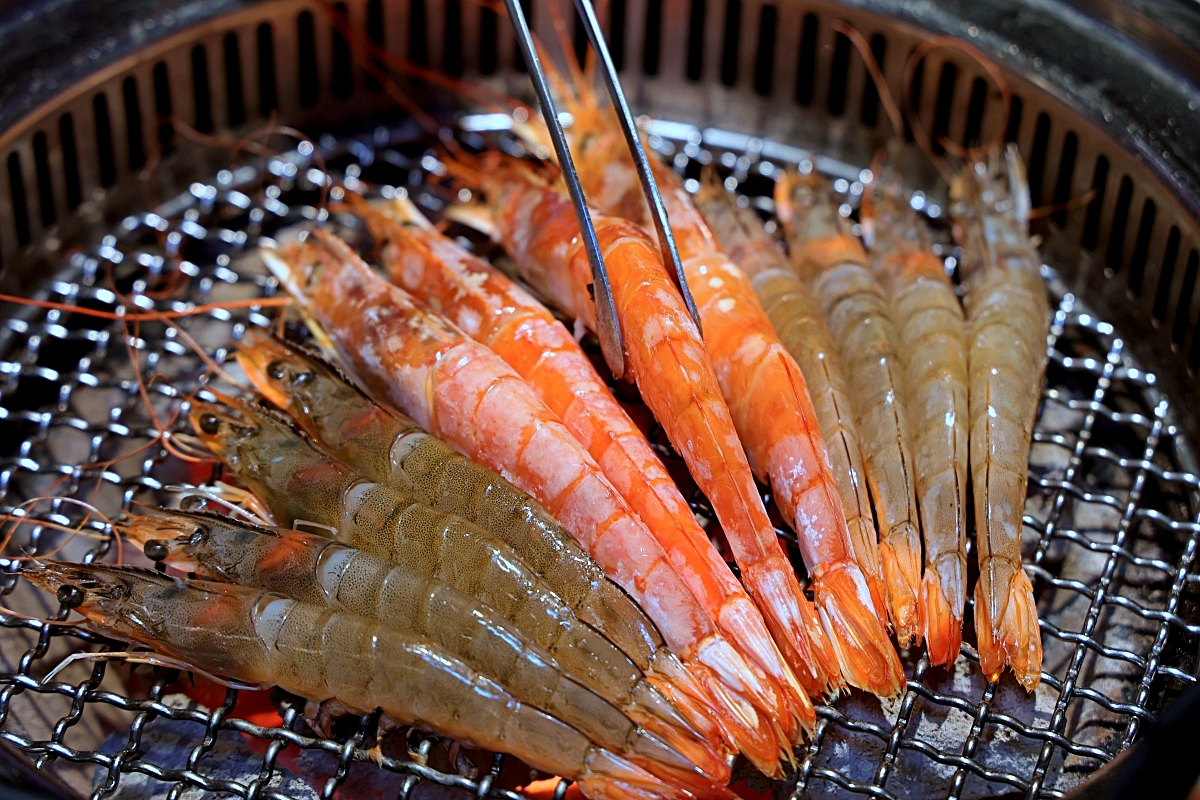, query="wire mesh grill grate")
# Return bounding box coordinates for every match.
[0,126,1196,800]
